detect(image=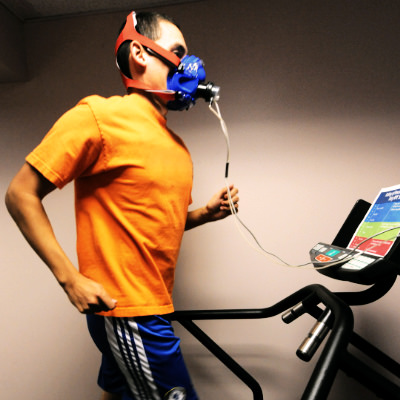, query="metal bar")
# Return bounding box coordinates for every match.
[335,274,396,306]
[300,286,354,400]
[172,286,319,321]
